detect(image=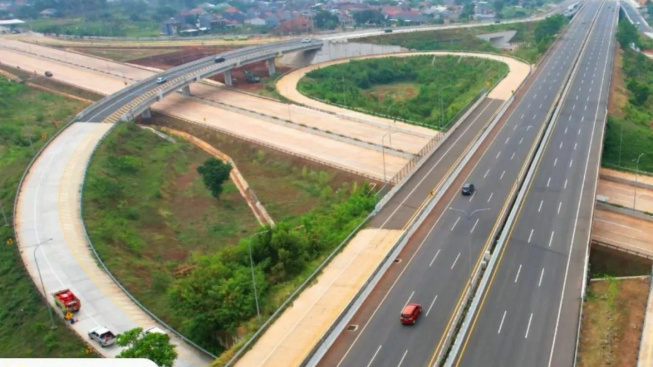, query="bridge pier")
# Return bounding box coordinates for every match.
[181,85,191,96]
[141,108,152,119]
[266,57,276,76]
[224,70,233,86]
